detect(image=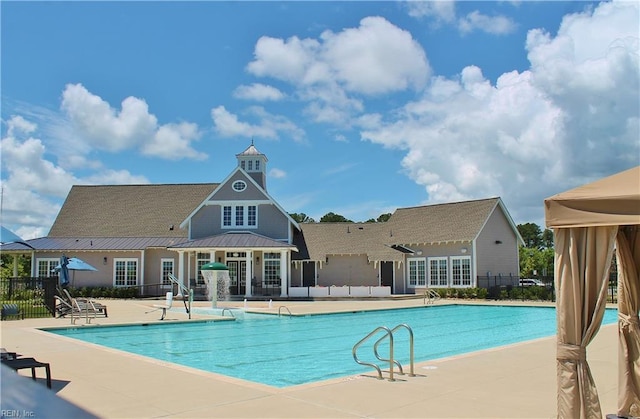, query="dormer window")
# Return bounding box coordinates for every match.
[232,180,247,192]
